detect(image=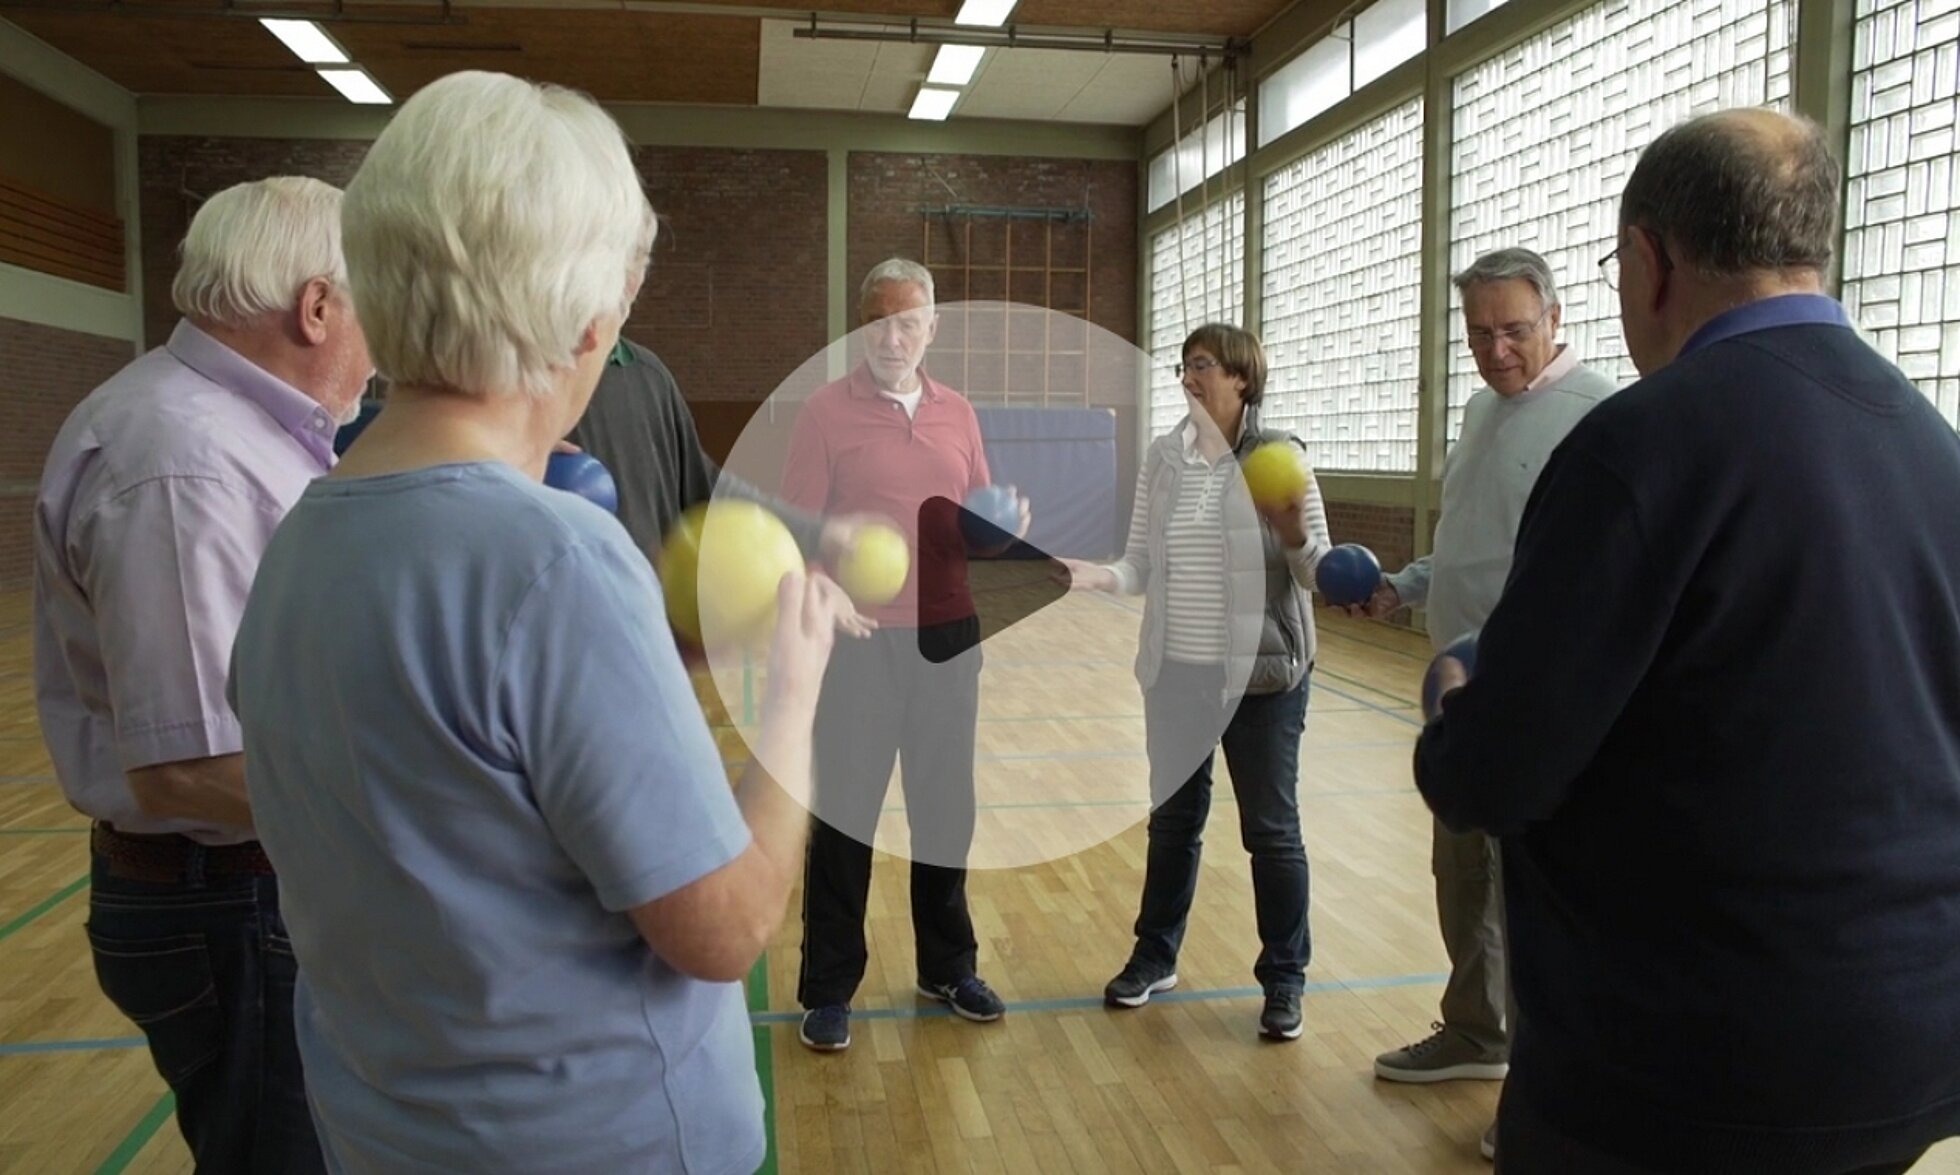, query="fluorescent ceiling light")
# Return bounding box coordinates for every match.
[954,0,1016,27]
[927,44,986,86]
[318,68,393,105]
[260,19,349,65]
[908,86,960,121]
